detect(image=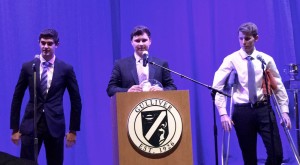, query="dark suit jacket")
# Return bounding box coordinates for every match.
[106,55,177,97]
[10,58,82,138]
